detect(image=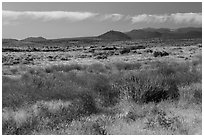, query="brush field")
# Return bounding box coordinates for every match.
[2,38,202,135]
